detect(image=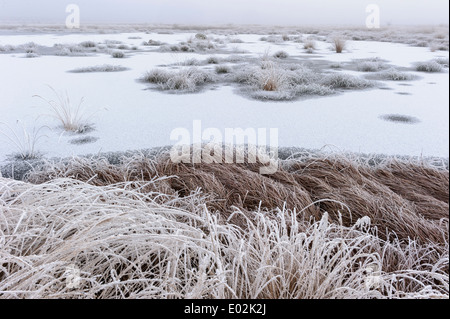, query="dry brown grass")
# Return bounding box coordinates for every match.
[1,147,448,299]
[26,149,448,244]
[331,36,346,53]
